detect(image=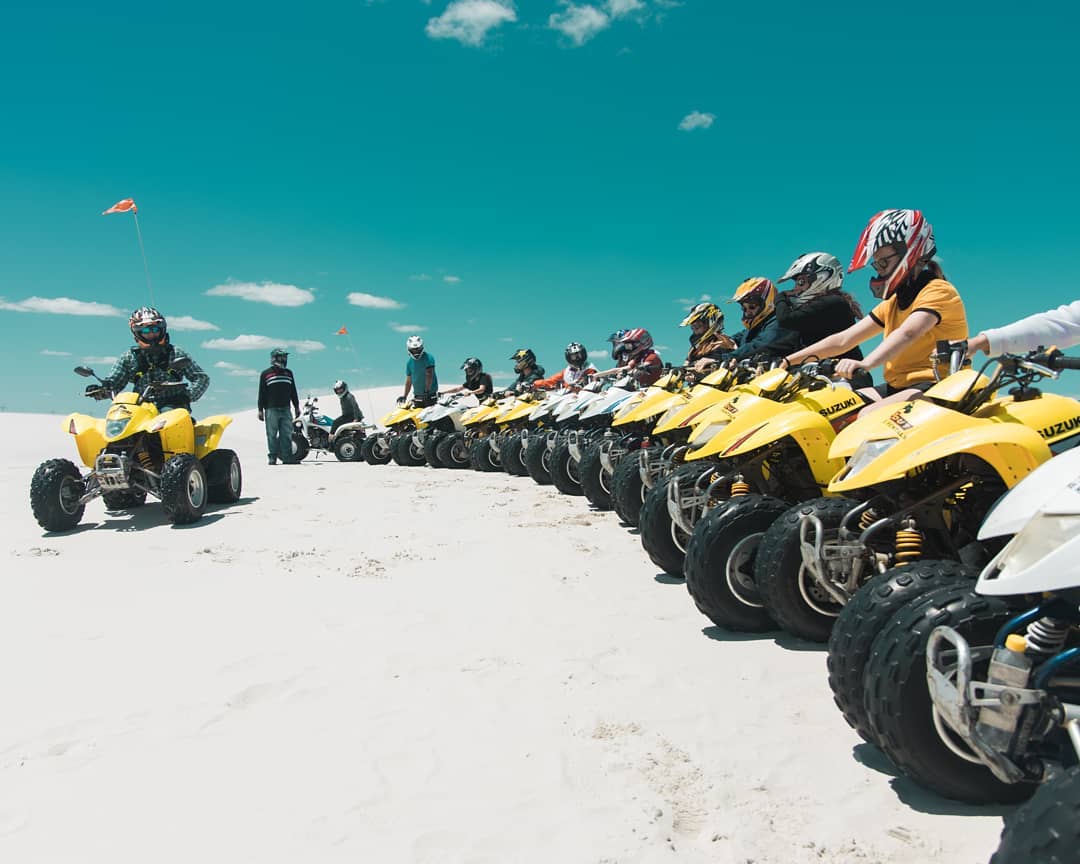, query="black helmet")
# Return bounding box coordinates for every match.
[565,342,587,369]
[461,357,483,380]
[333,380,348,396]
[510,348,536,374]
